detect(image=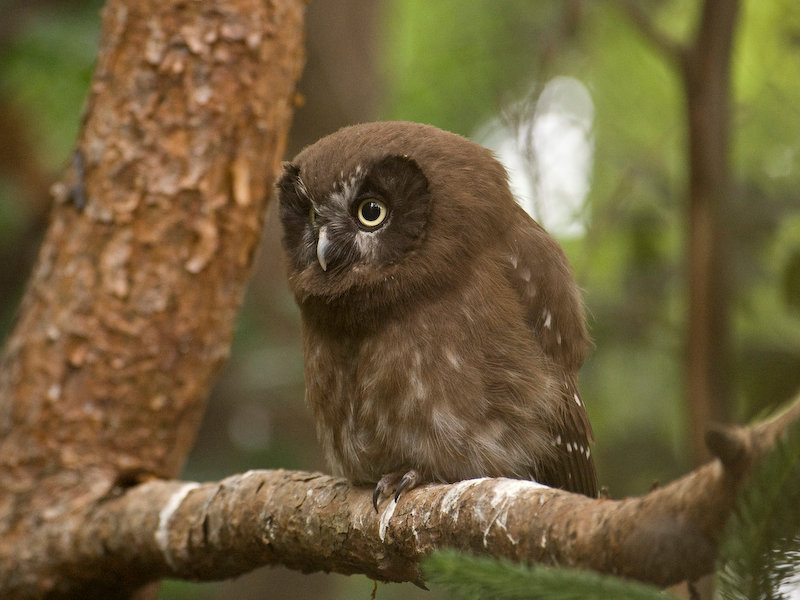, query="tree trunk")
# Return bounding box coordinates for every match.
[0,0,305,596]
[682,0,739,464]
